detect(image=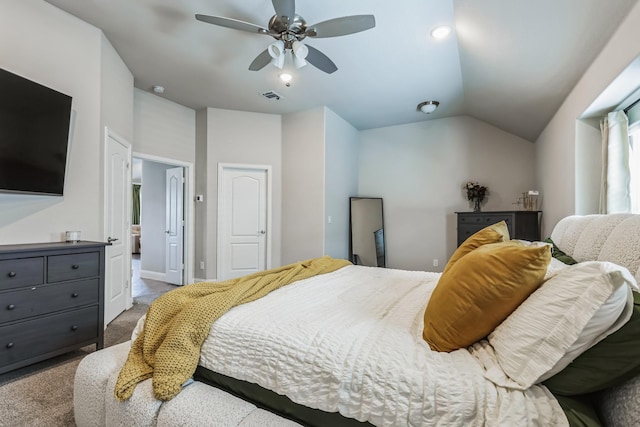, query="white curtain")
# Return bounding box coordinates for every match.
[600,110,630,213]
